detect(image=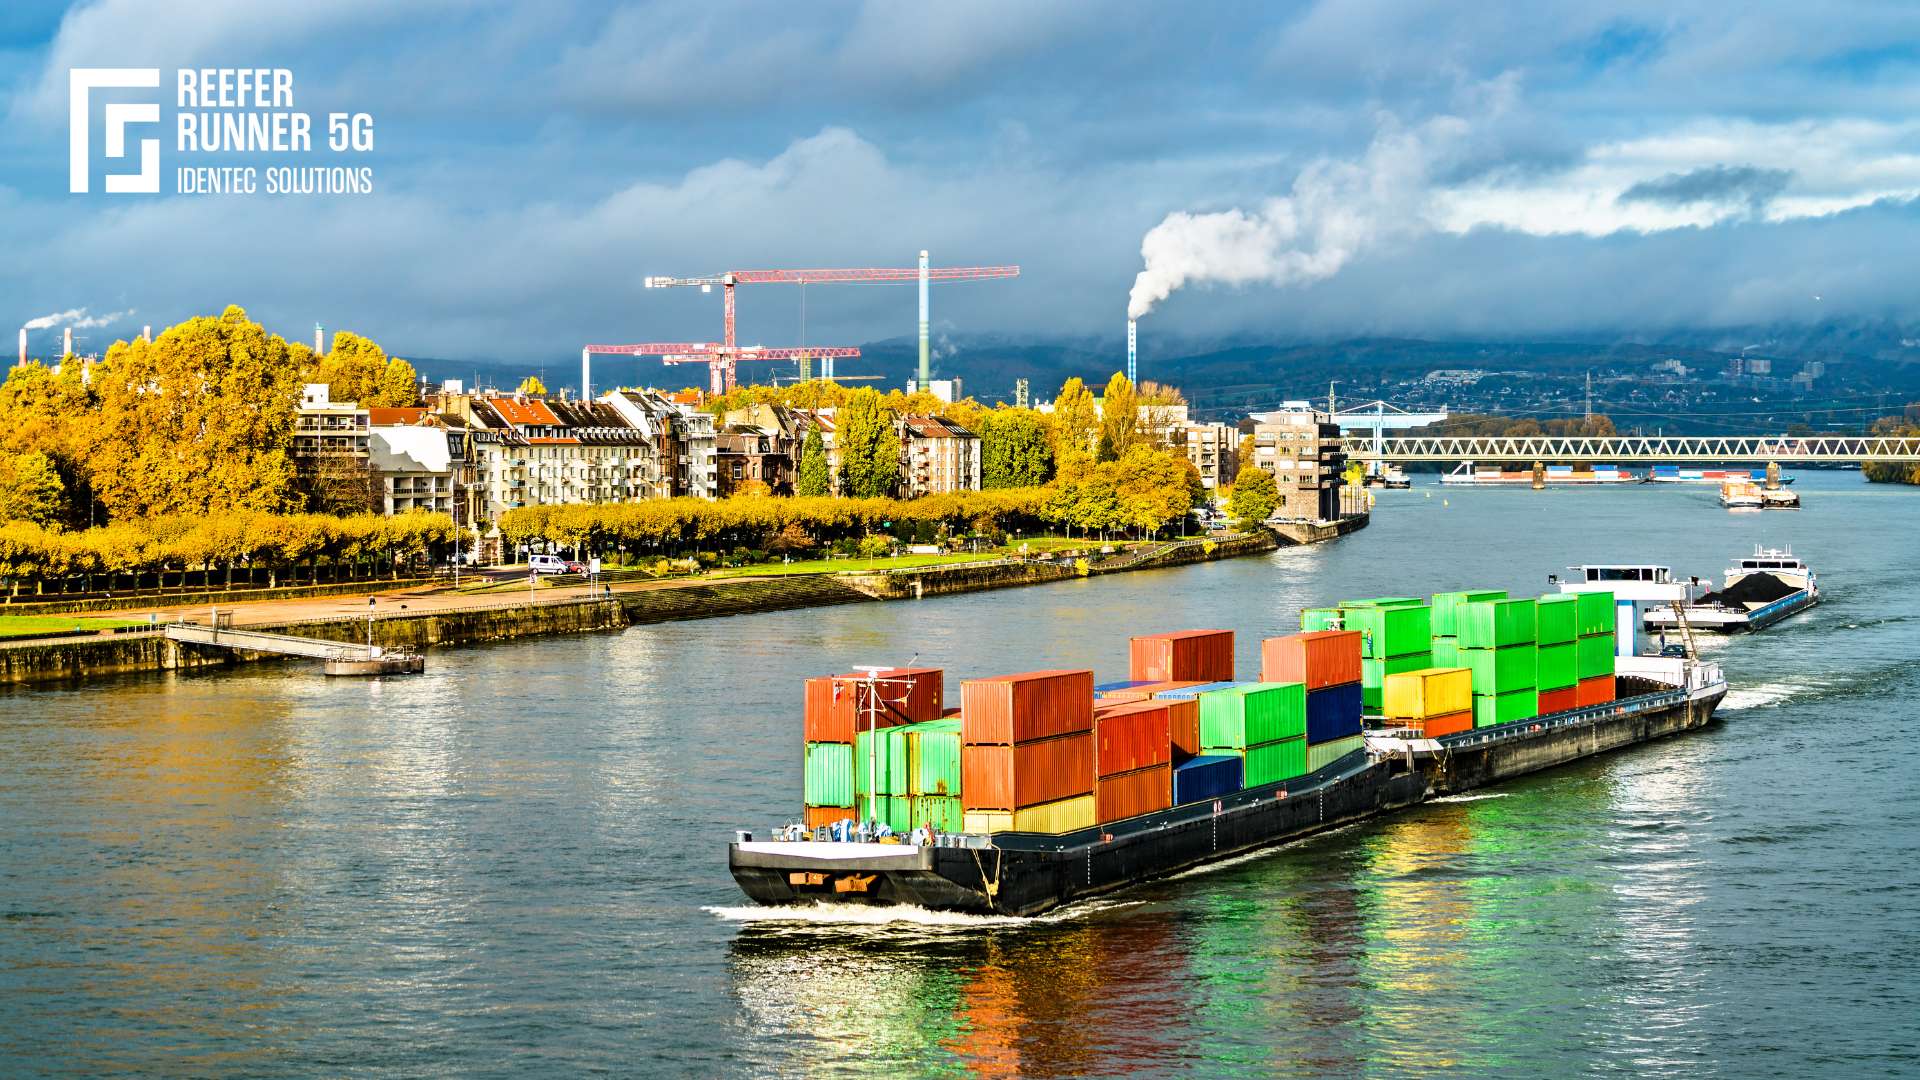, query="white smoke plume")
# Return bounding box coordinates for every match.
[20,307,133,330]
[1128,116,1467,320]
